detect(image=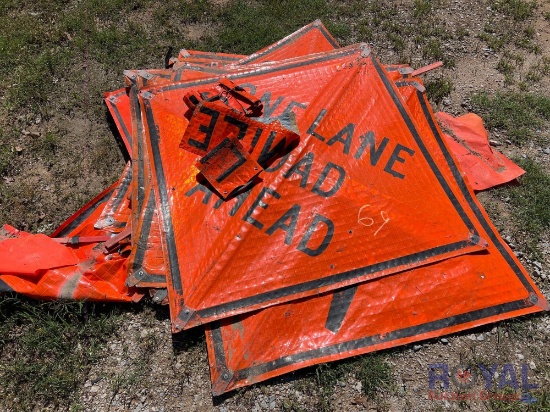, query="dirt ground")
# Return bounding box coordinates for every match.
[0,0,549,411]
